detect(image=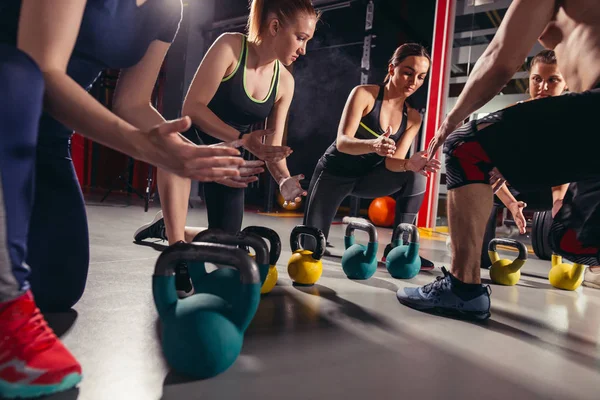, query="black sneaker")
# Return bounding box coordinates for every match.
[134,210,167,242]
[175,262,195,298]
